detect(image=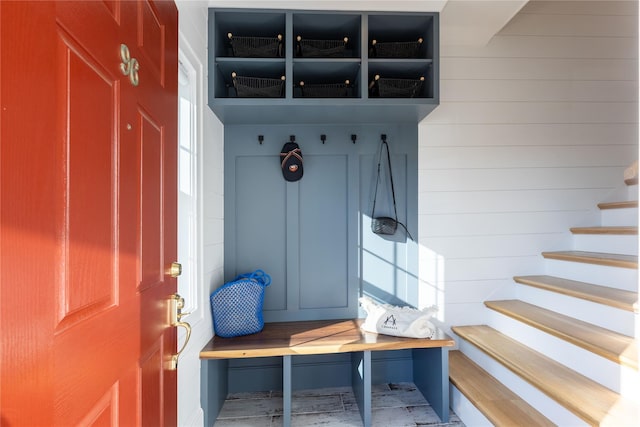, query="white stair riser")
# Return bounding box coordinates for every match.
[449,384,493,427]
[573,234,638,256]
[487,309,631,394]
[545,259,638,292]
[600,207,638,227]
[516,284,635,336]
[457,340,588,427]
[619,364,640,401]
